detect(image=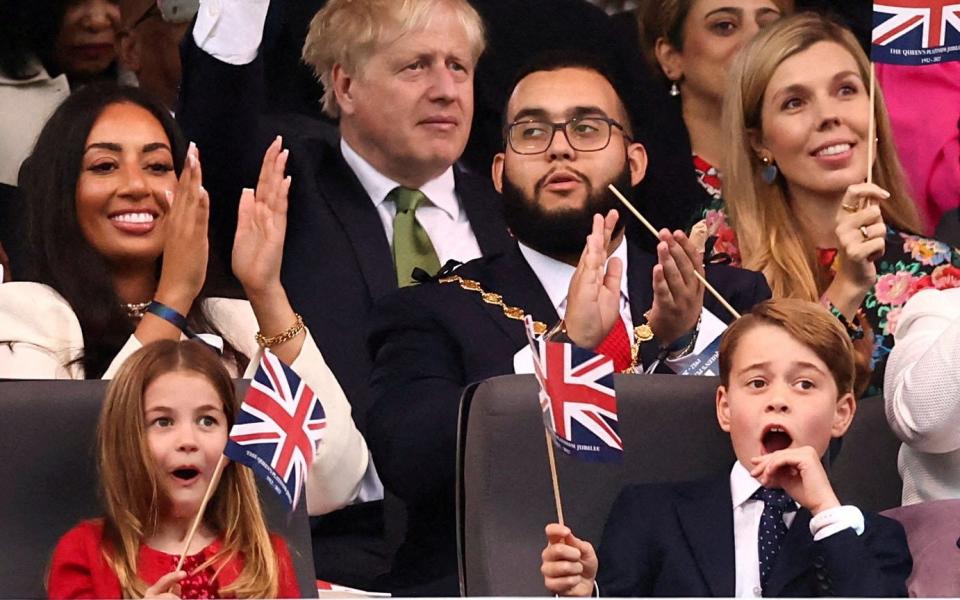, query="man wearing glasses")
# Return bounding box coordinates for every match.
[365,52,771,597]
